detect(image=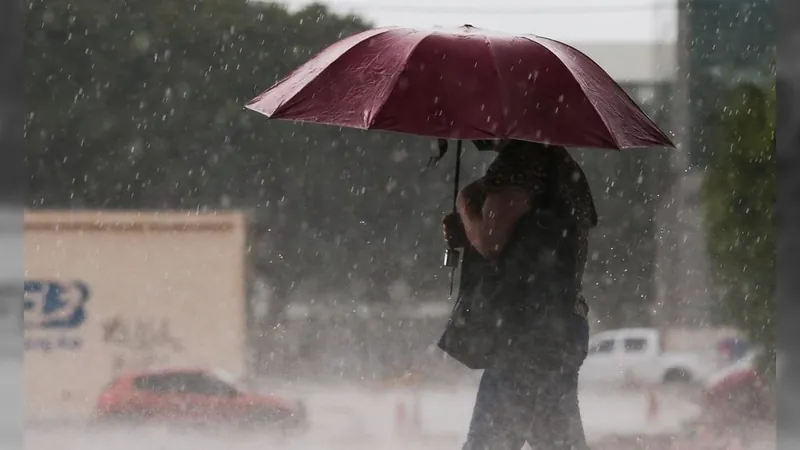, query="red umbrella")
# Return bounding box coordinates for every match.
[246,25,673,150]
